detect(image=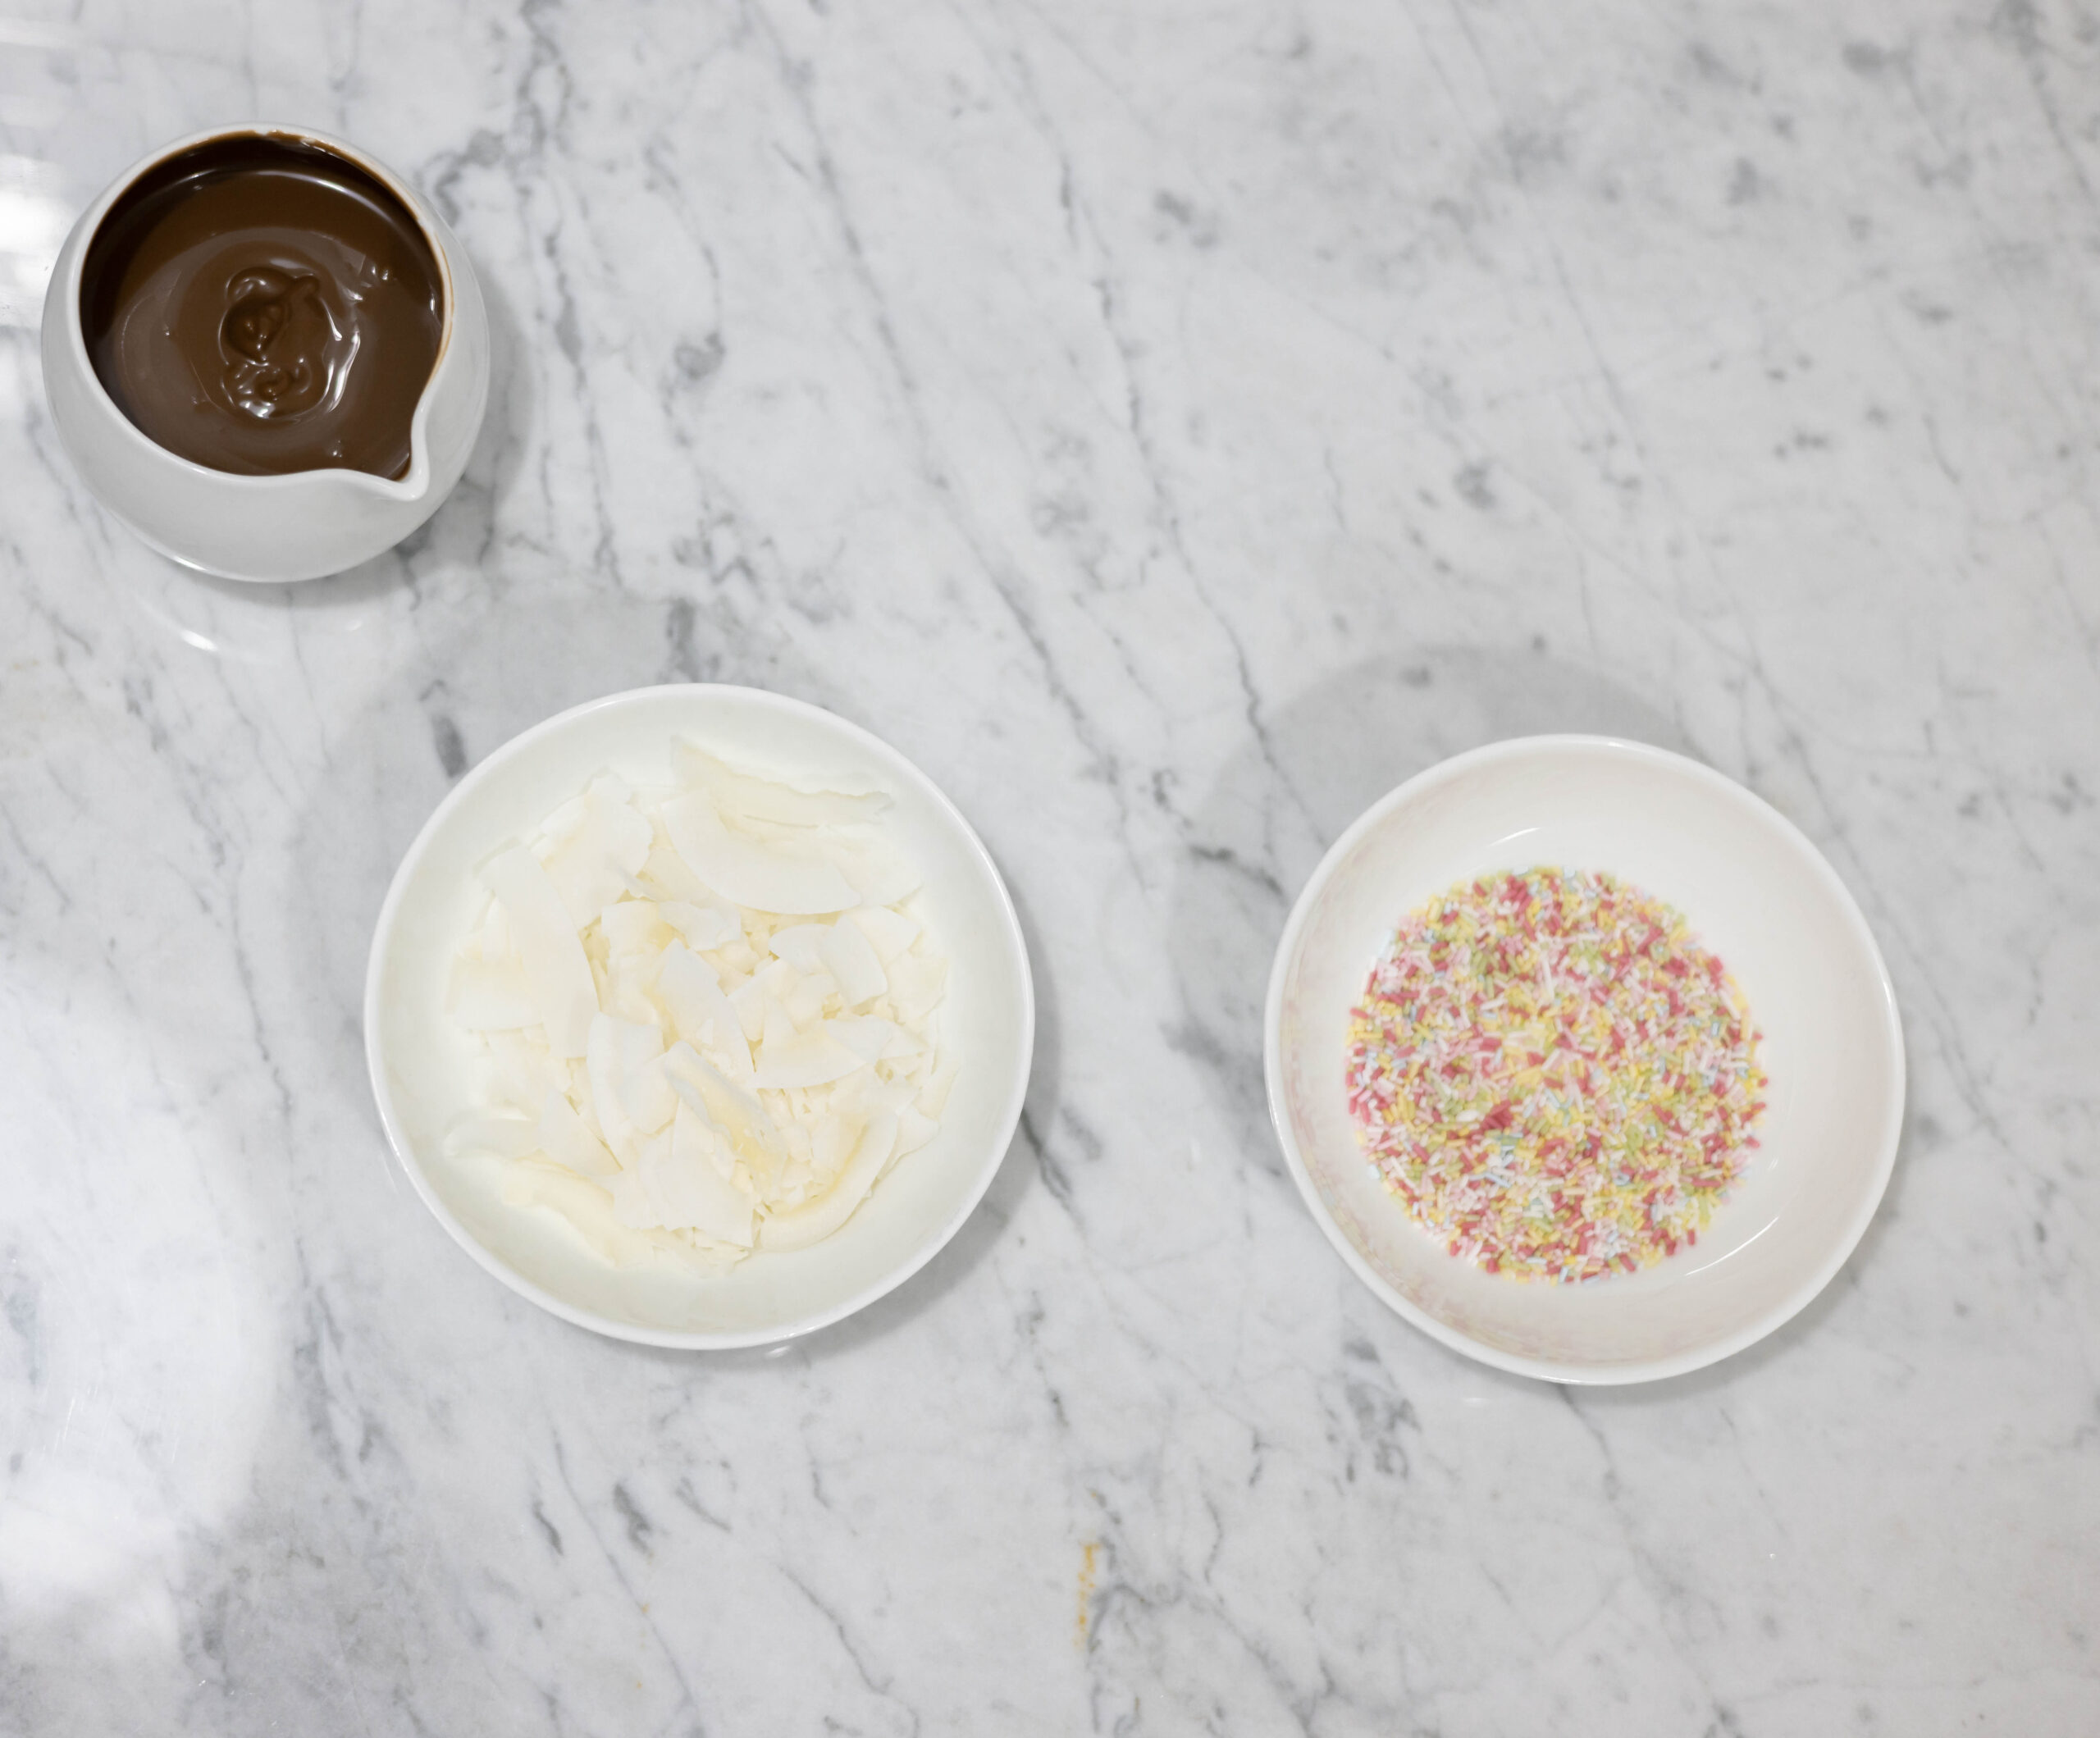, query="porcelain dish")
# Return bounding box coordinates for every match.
[40,124,489,583]
[1265,736,1905,1384]
[364,684,1035,1348]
